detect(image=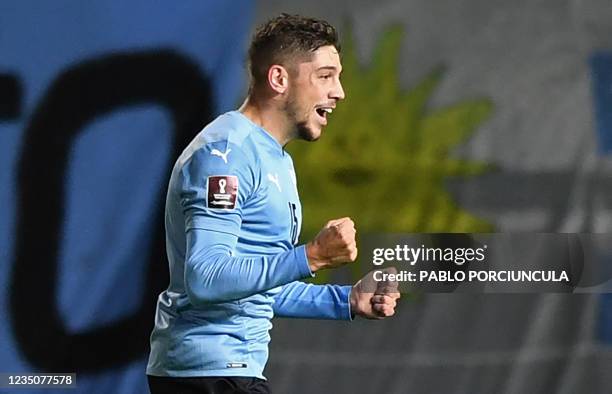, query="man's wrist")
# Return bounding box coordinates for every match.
[305,241,326,273]
[295,245,316,278]
[348,285,358,320]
